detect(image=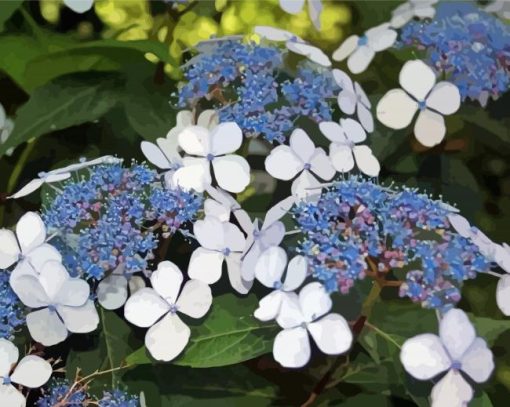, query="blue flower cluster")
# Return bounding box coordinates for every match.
[397,2,510,106]
[37,380,138,406]
[0,270,25,340]
[43,163,202,280]
[178,40,338,143]
[293,179,491,311]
